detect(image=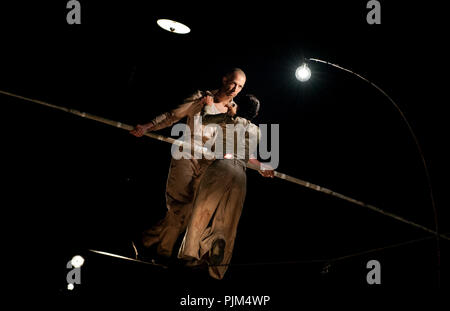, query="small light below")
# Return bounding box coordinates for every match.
[67,283,74,290]
[295,63,311,82]
[157,19,191,34]
[71,255,85,268]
